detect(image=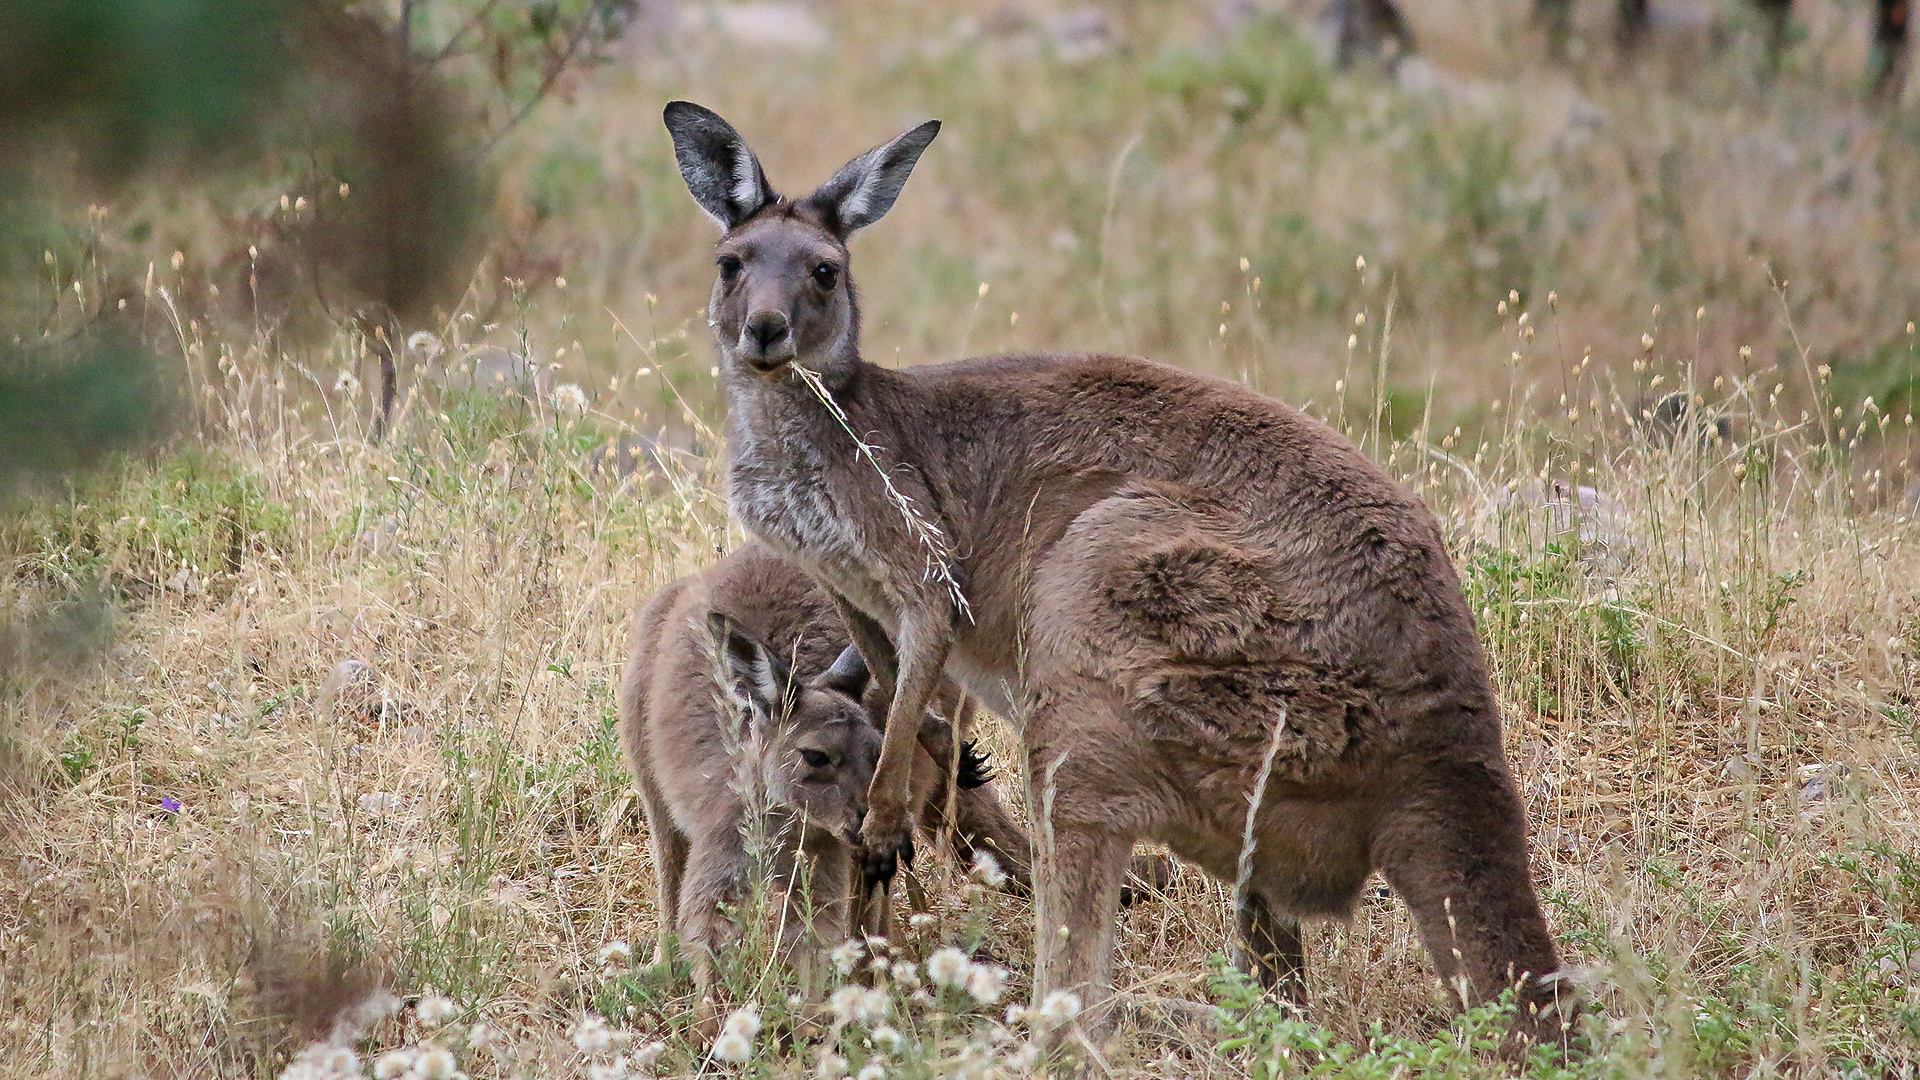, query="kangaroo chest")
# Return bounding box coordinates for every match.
[726,406,898,627]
